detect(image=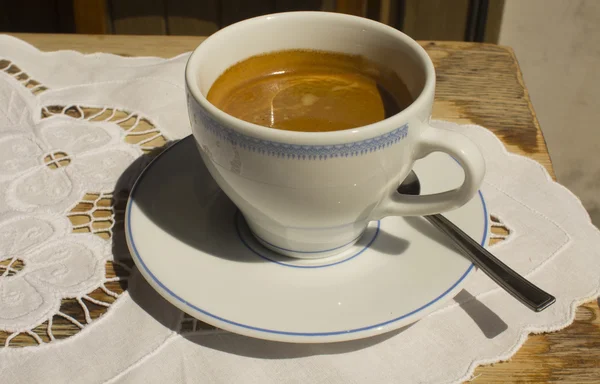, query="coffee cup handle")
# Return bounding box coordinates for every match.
[377,125,485,217]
